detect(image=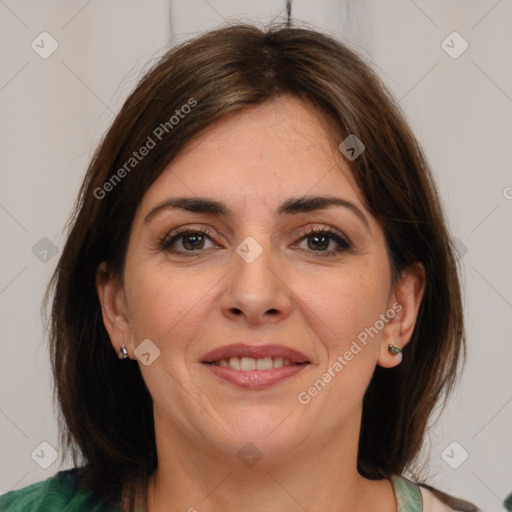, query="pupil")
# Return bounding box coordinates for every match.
[309,235,328,250]
[184,234,204,250]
